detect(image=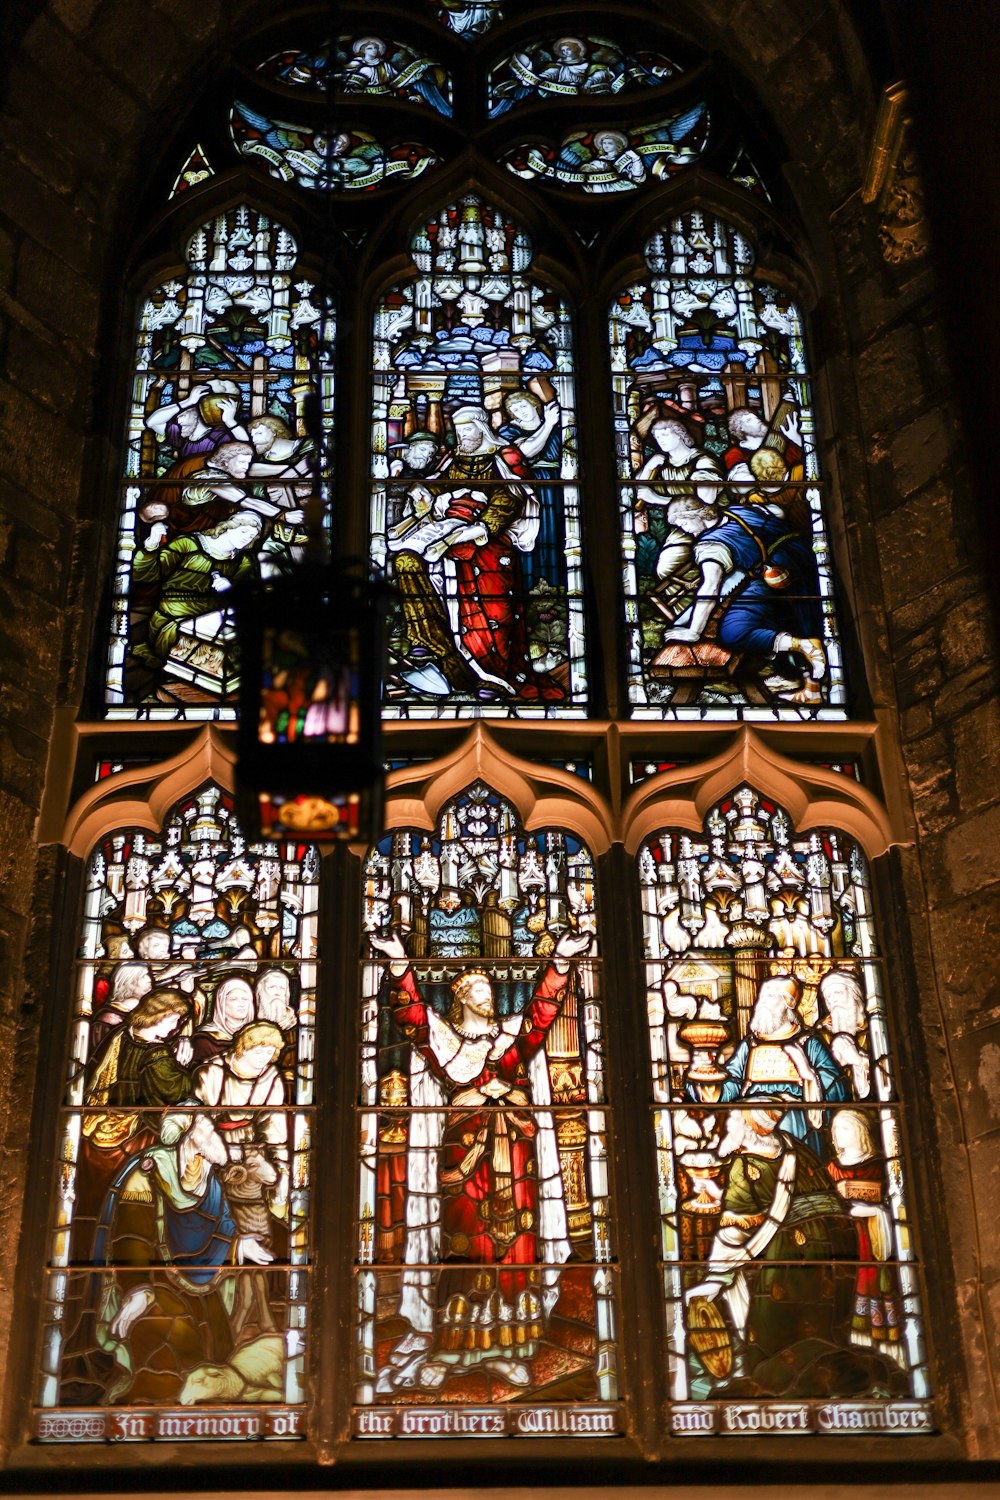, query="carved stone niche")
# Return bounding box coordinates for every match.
[862,82,928,267]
